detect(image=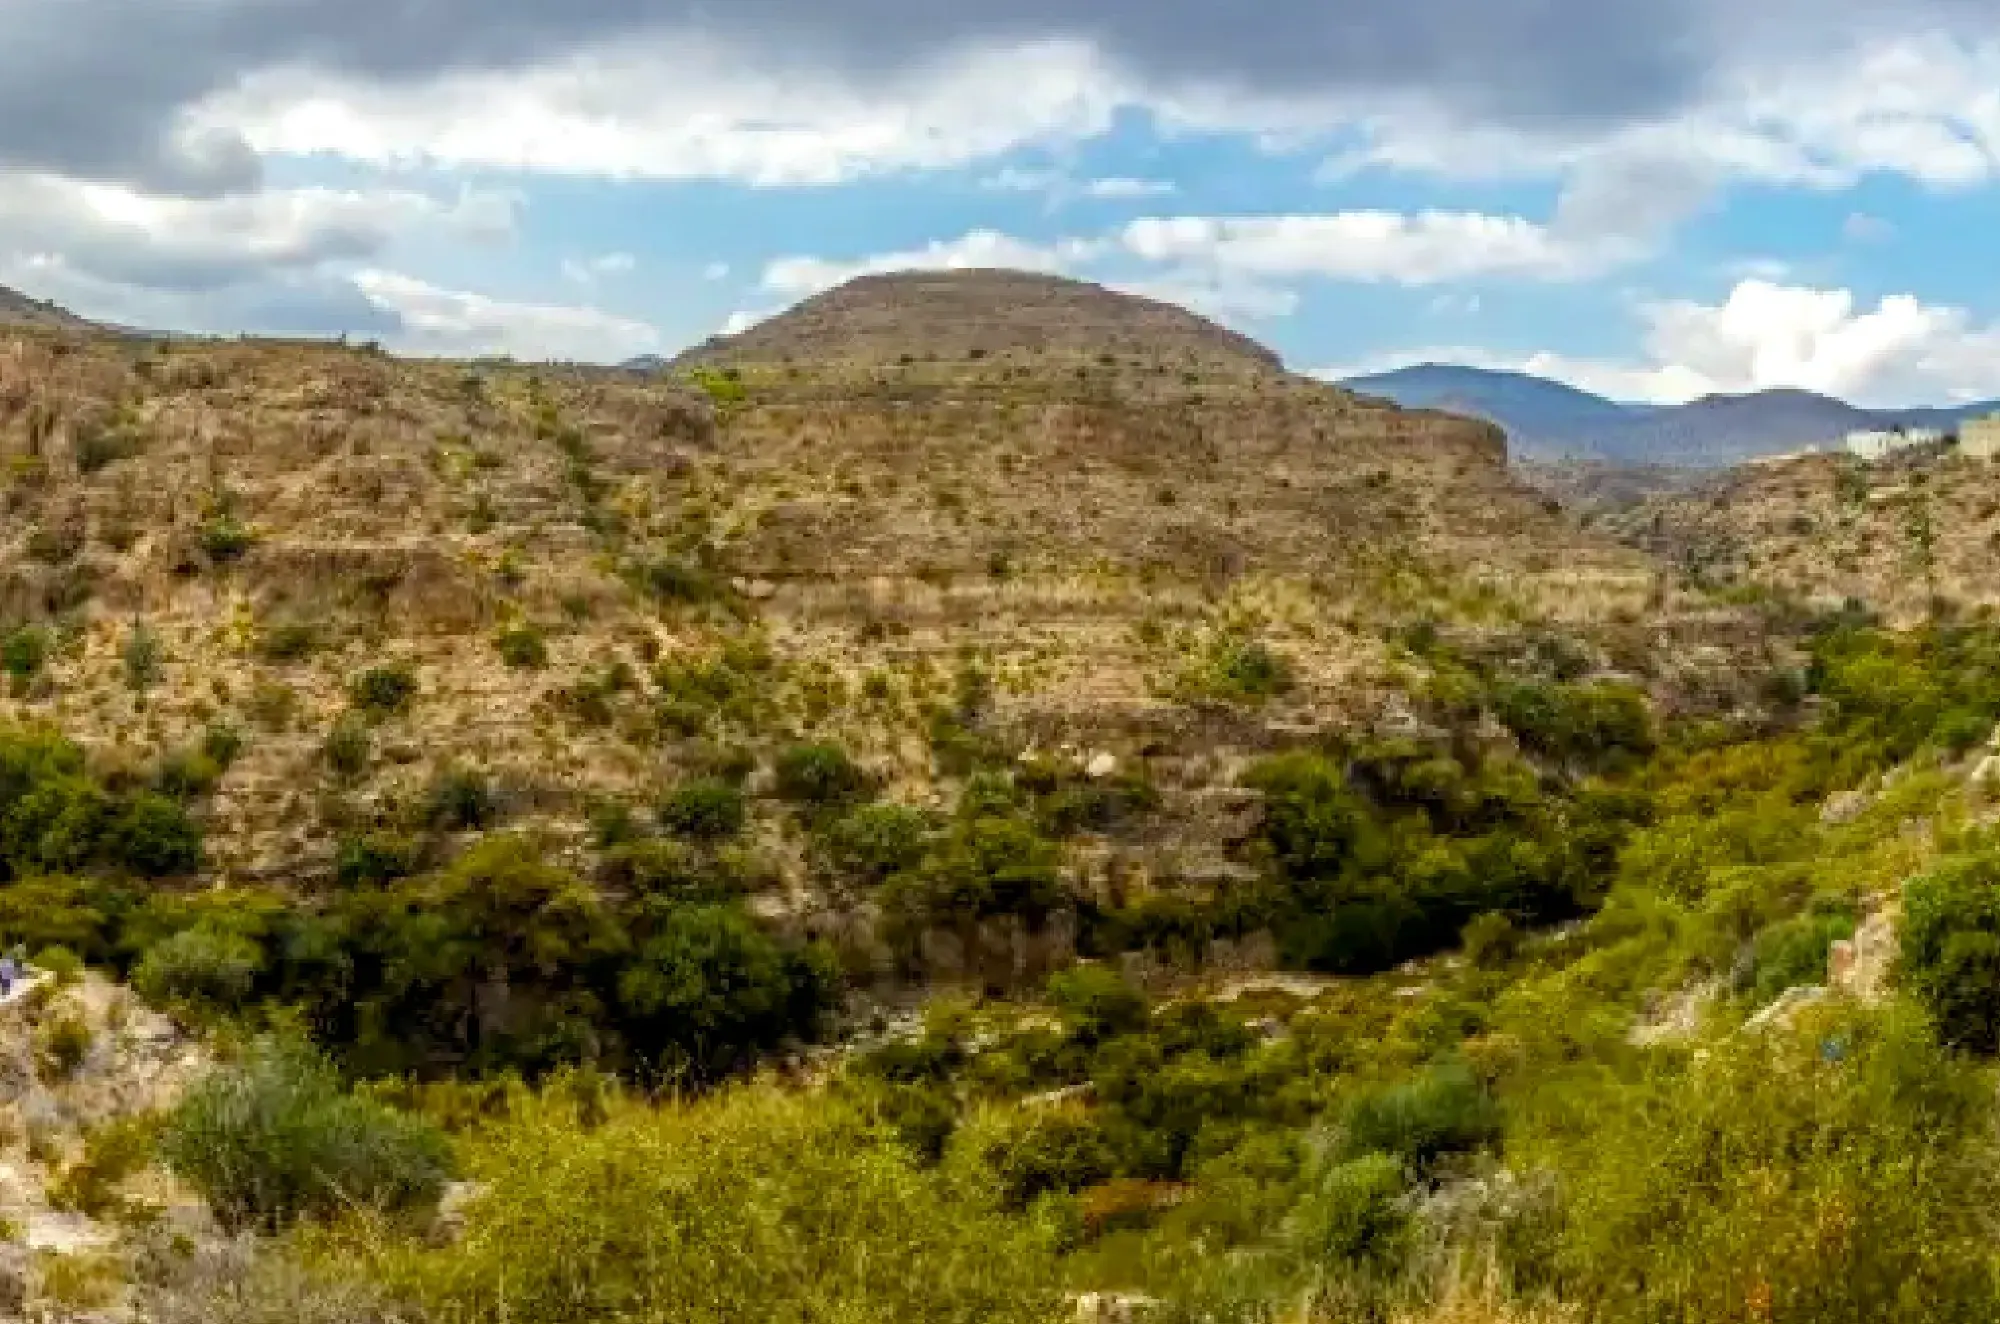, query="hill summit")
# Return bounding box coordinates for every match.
[675,269,1285,375]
